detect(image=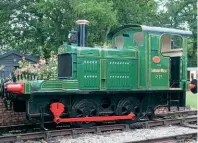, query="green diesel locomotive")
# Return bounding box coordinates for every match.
[1,20,197,128]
